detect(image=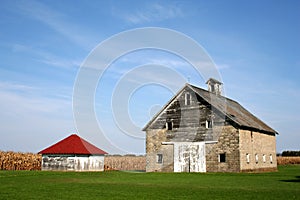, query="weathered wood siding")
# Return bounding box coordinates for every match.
[41,155,105,171]
[148,88,225,142]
